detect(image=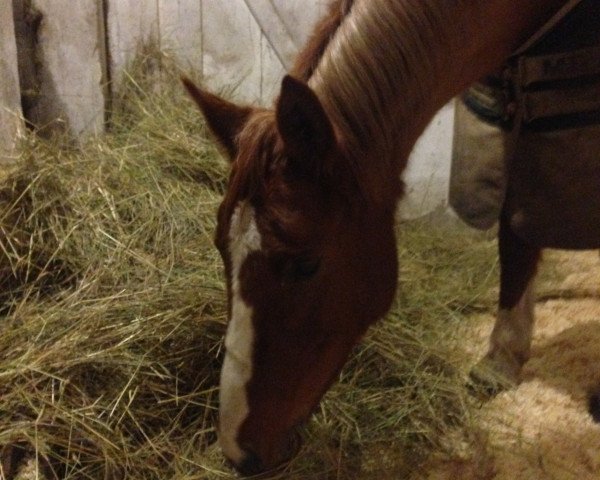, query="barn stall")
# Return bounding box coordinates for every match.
[0,1,599,479]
